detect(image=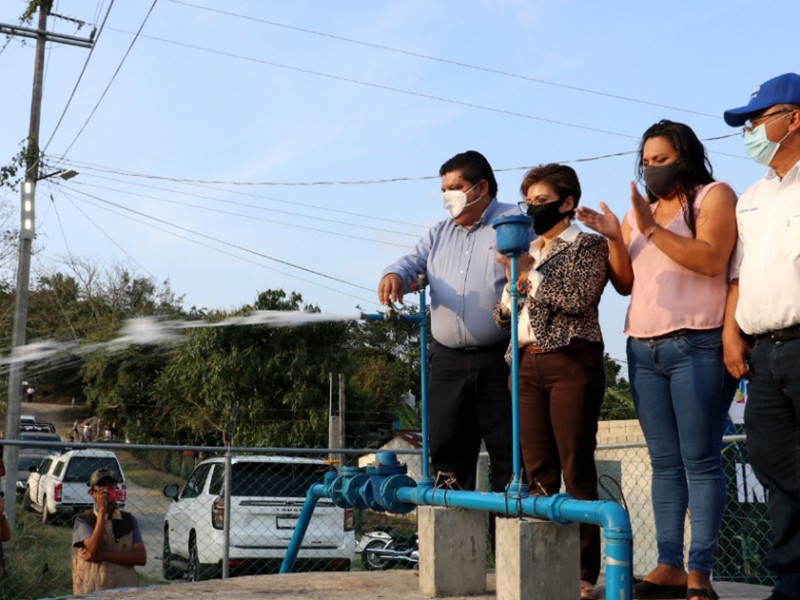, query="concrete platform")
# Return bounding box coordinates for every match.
[63,571,774,600]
